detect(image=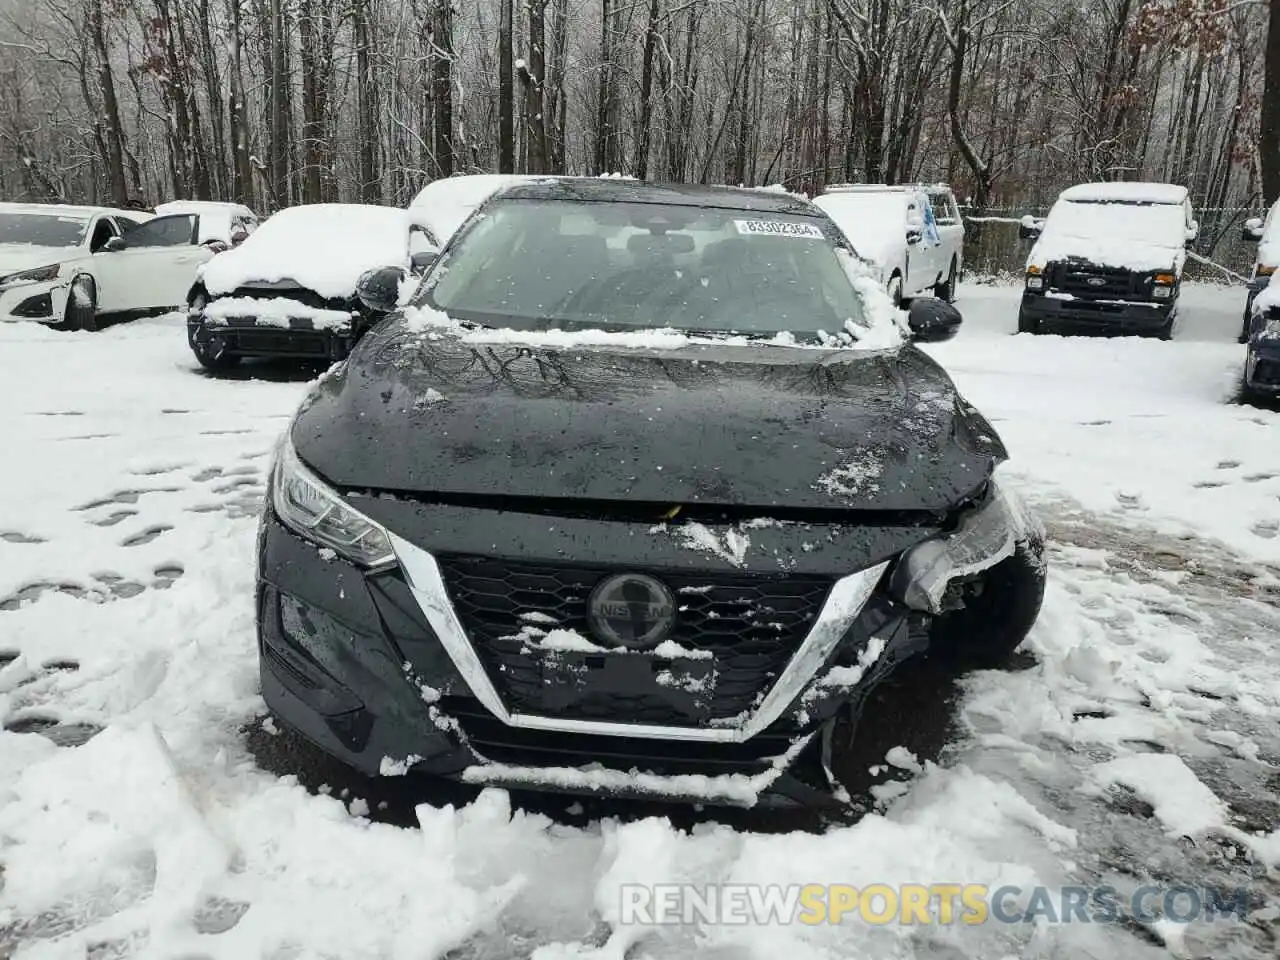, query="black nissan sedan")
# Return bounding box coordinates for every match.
[257,179,1045,808]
